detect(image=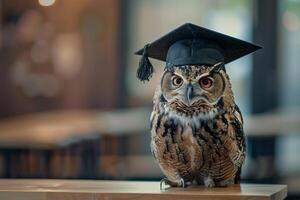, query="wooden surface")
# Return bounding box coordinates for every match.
[0,179,287,200]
